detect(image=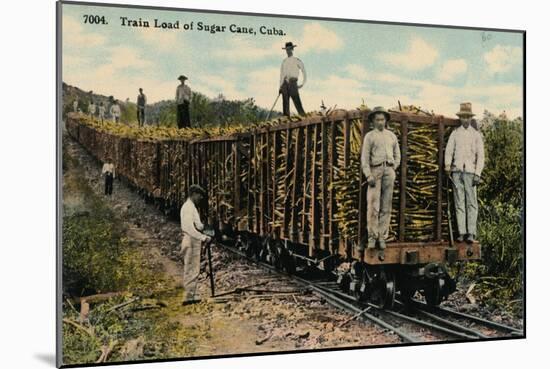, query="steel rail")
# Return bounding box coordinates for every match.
[407,299,523,336]
[214,242,420,343]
